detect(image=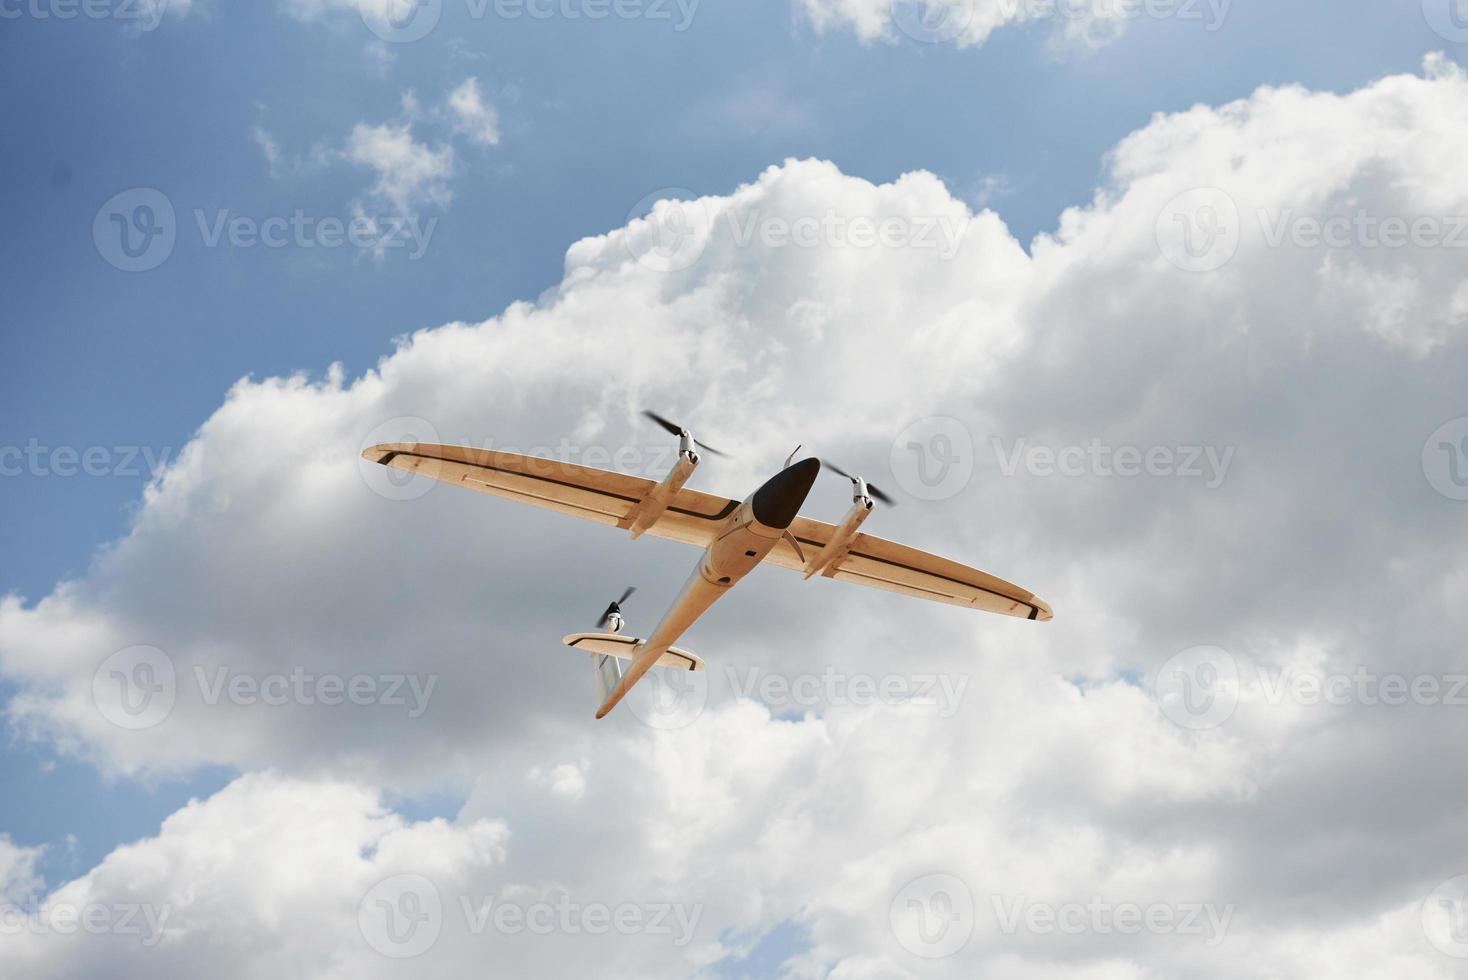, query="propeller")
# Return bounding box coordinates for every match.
[596,586,636,629]
[641,410,730,458]
[822,461,896,506]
